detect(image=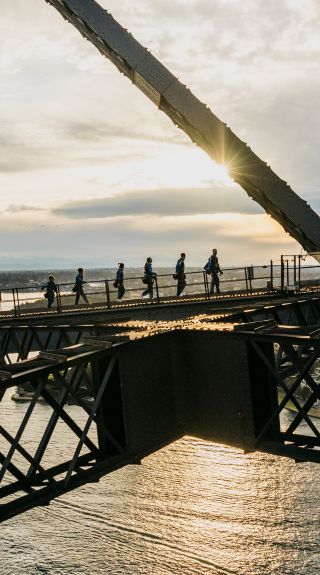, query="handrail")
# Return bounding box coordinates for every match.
[0,259,320,317]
